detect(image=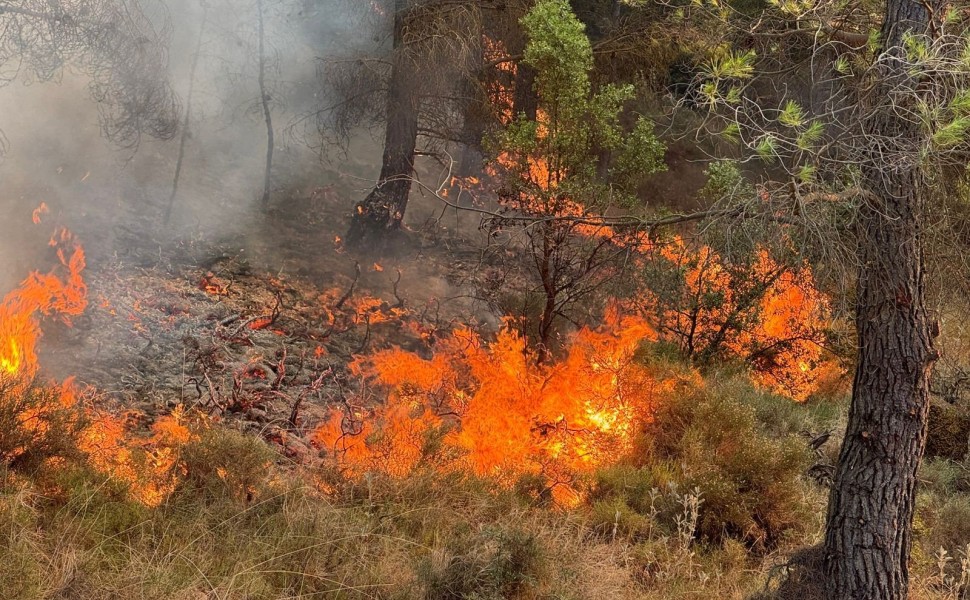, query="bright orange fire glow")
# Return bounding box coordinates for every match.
[314,309,690,503]
[31,202,49,224]
[0,223,87,380]
[483,36,517,125]
[0,210,198,508]
[80,406,197,507]
[645,237,838,400]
